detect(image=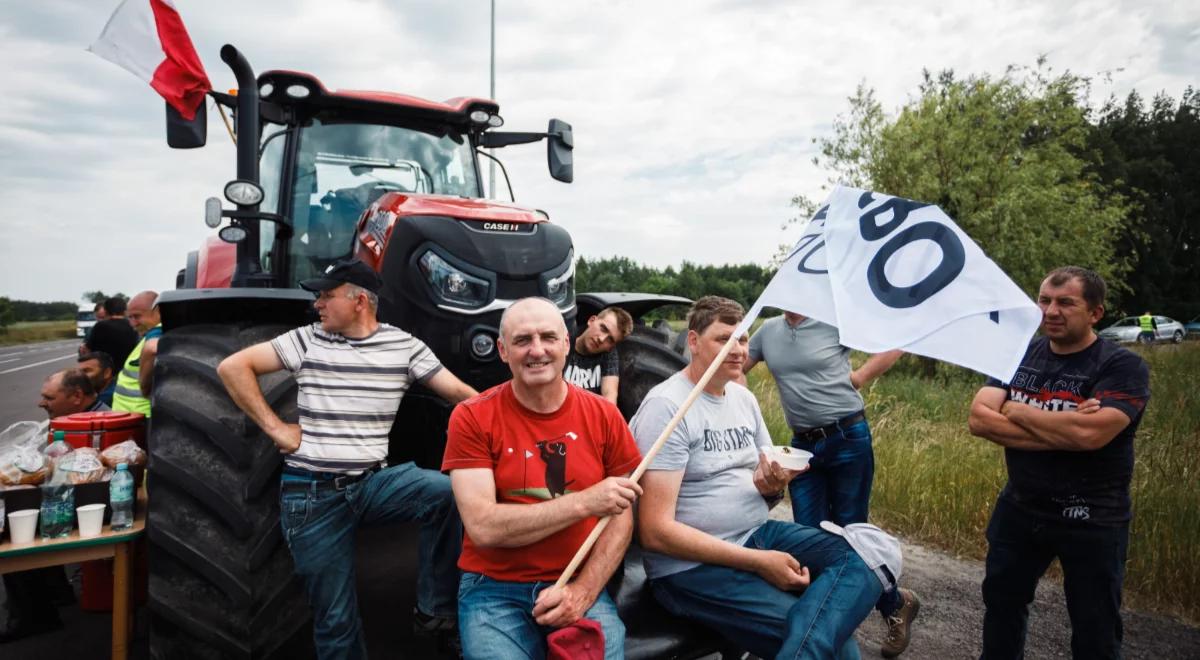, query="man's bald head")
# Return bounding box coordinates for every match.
[499,297,566,341]
[127,290,160,335]
[497,298,571,394]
